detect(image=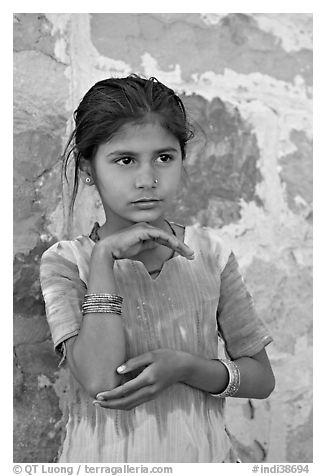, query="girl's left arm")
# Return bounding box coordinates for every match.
[178,347,275,399]
[176,246,275,399]
[92,346,274,410]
